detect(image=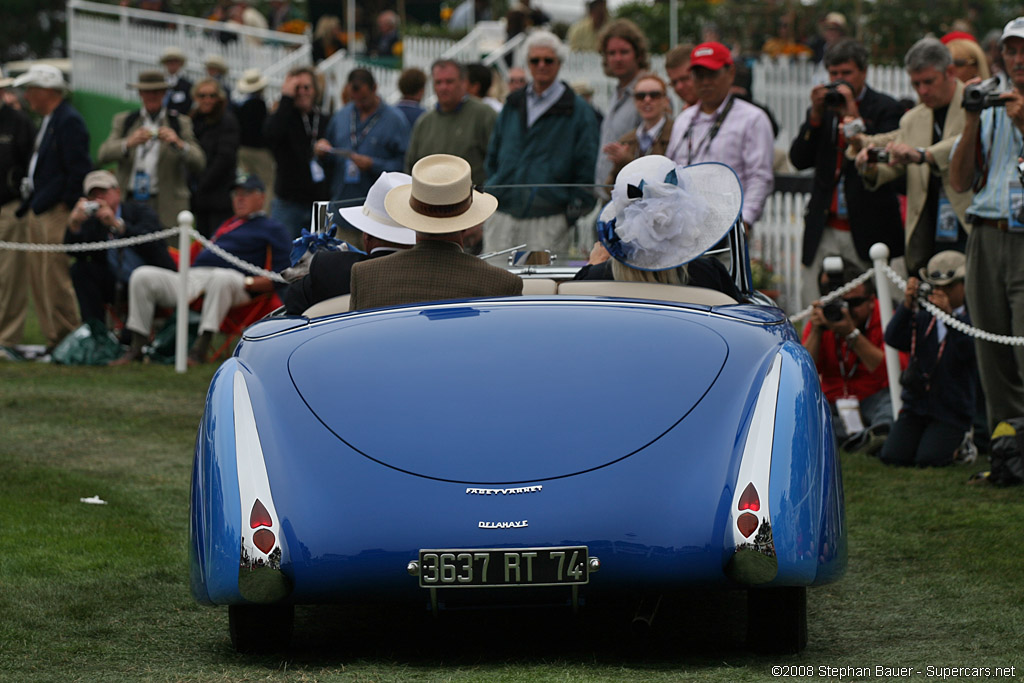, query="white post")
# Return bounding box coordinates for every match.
[669,0,678,49]
[870,242,902,417]
[175,211,194,374]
